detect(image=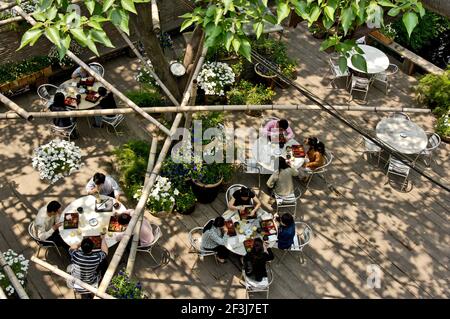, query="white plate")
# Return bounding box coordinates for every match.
[273,149,282,156]
[88,218,98,227]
